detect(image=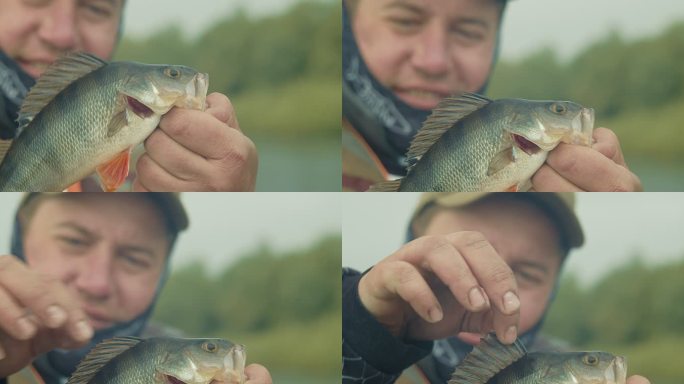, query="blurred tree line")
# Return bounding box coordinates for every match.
[116,0,340,138]
[544,257,684,382]
[152,234,341,376]
[545,257,684,346]
[489,22,684,163]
